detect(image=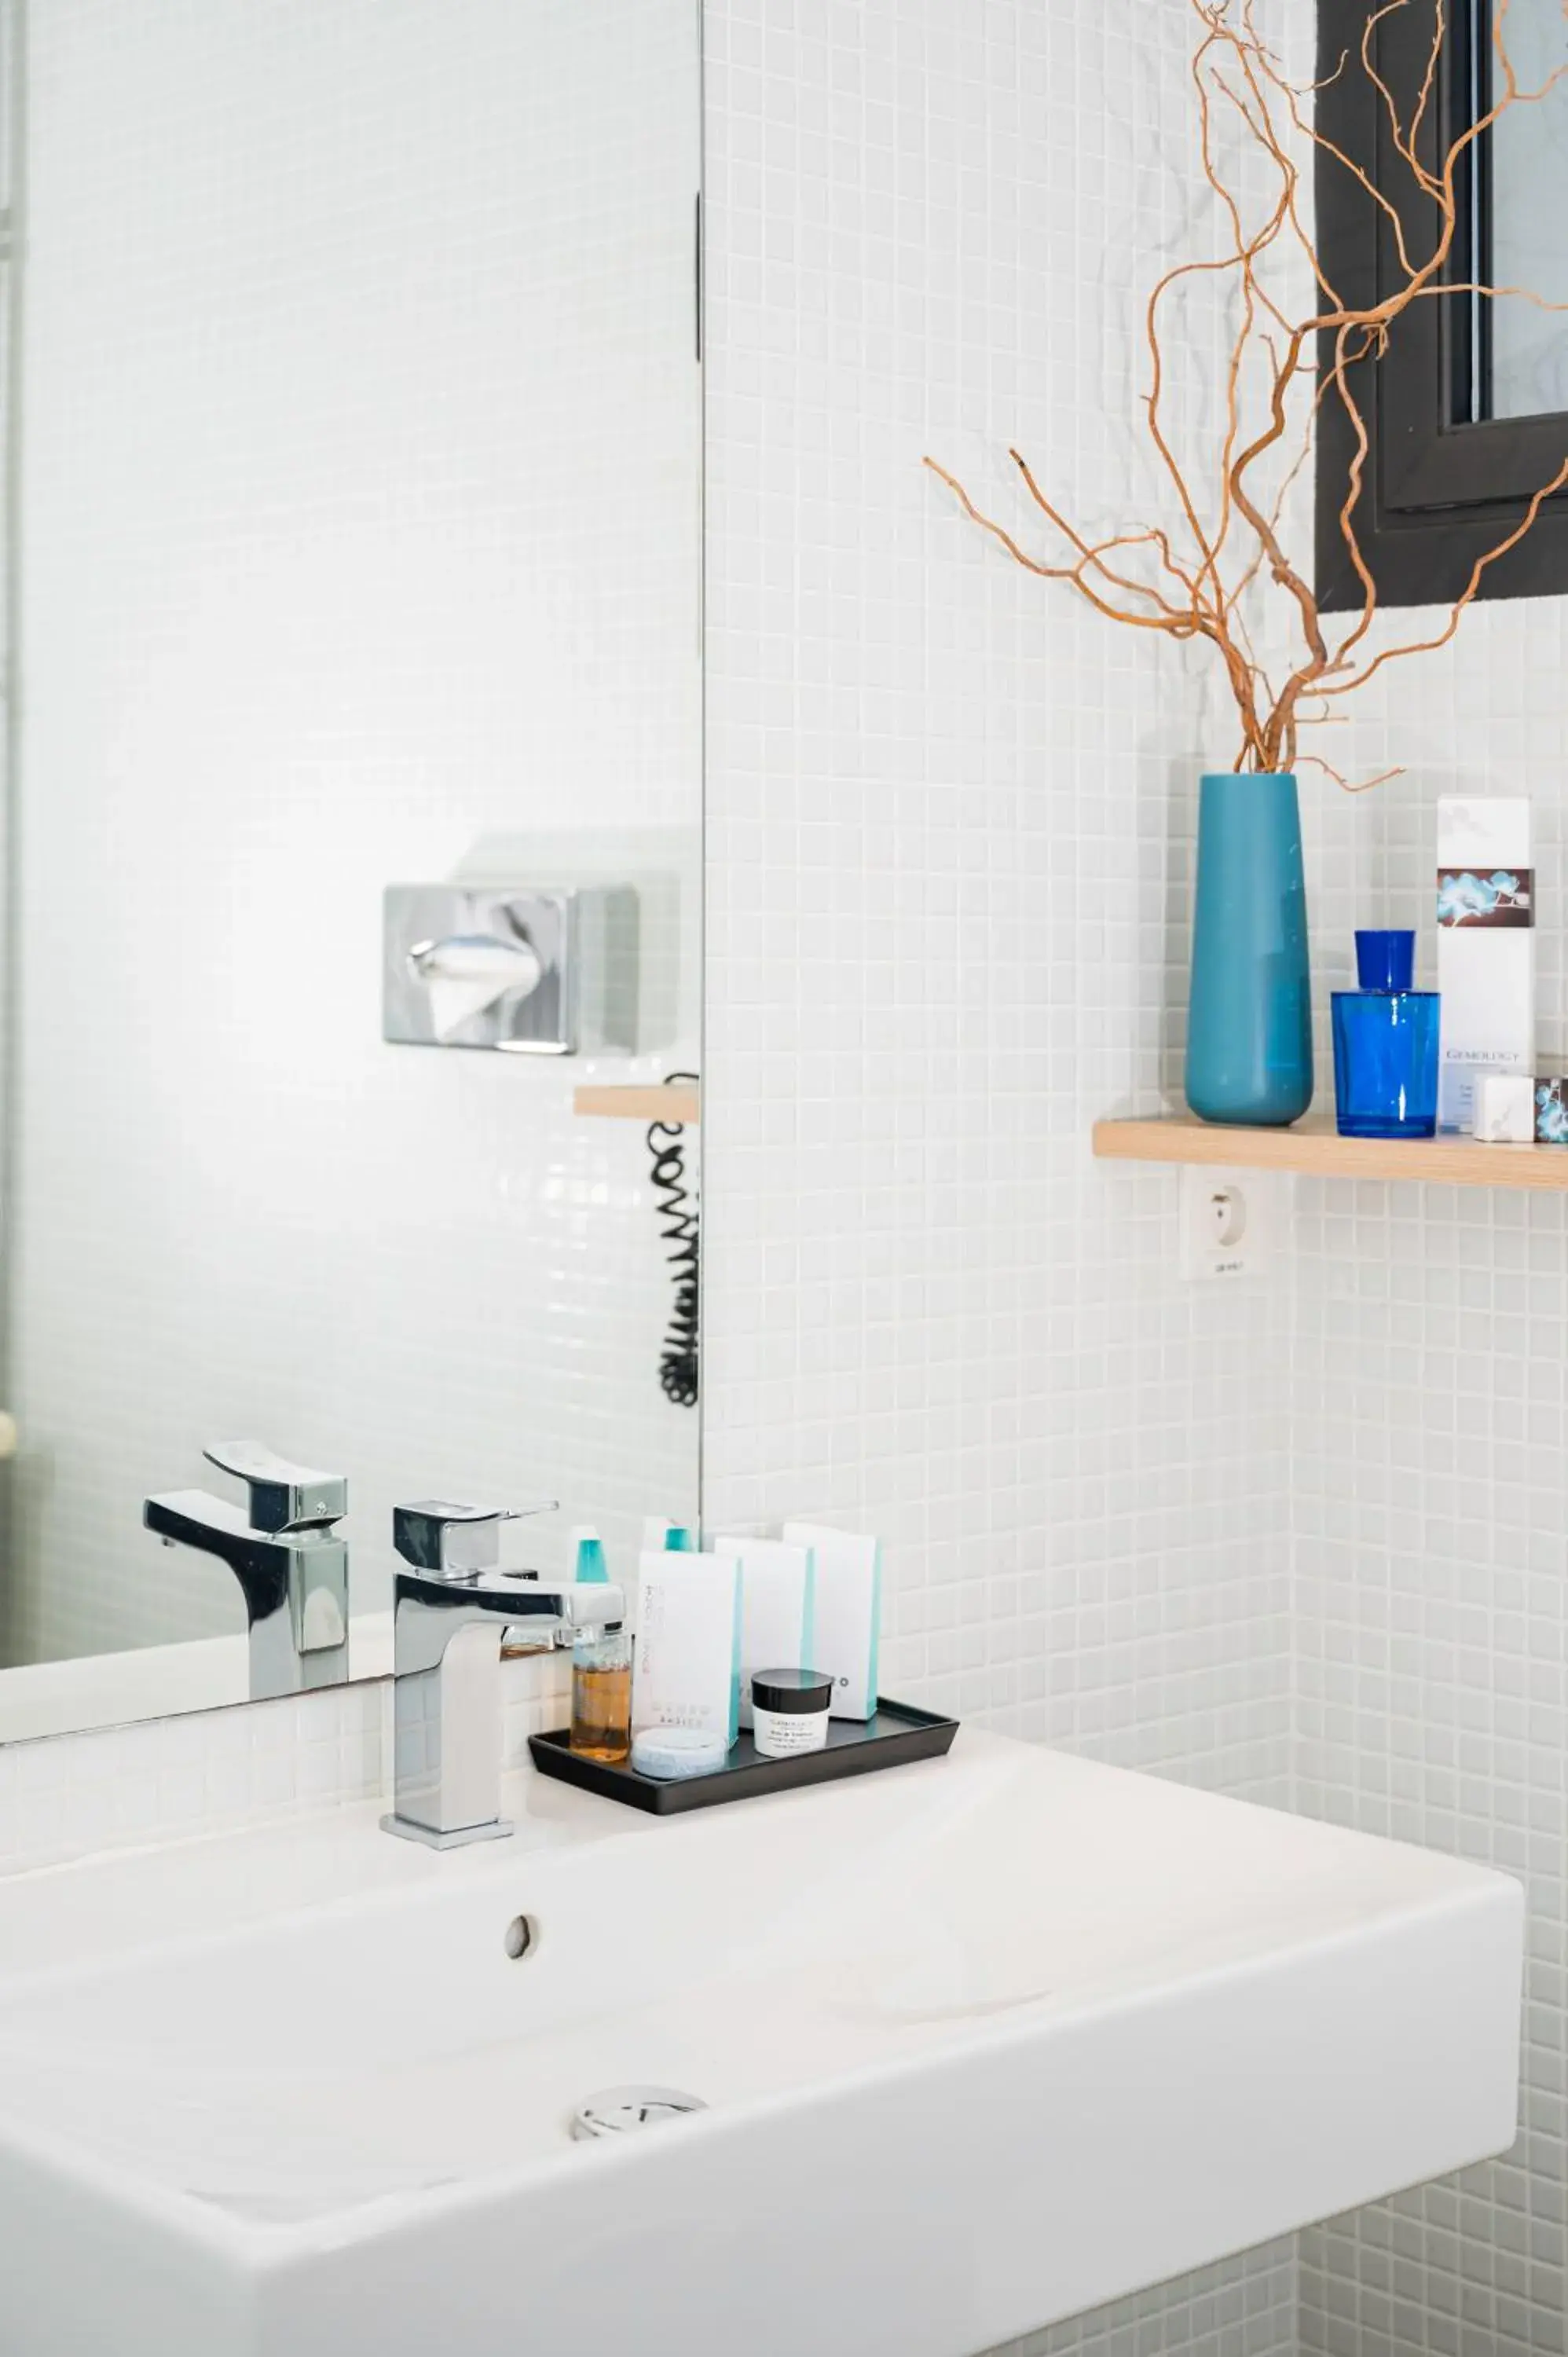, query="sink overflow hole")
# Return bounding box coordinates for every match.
[503,1913,539,1961]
